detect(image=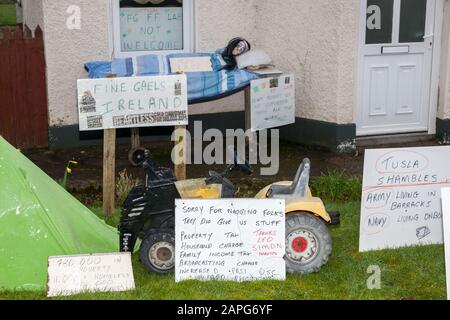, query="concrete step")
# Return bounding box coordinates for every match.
[356,133,438,150]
